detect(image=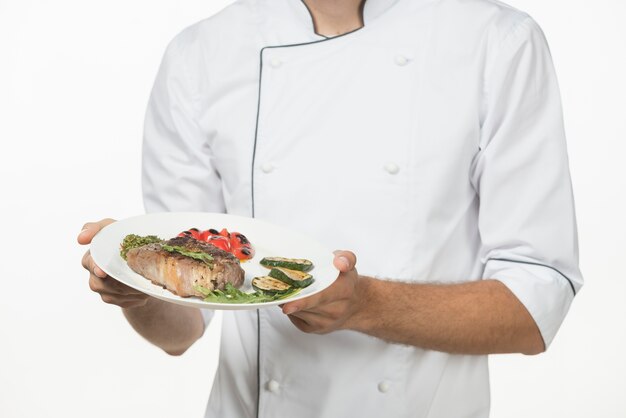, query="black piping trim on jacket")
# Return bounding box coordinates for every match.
[251,23,364,418]
[255,308,261,417]
[487,258,577,296]
[250,31,363,218]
